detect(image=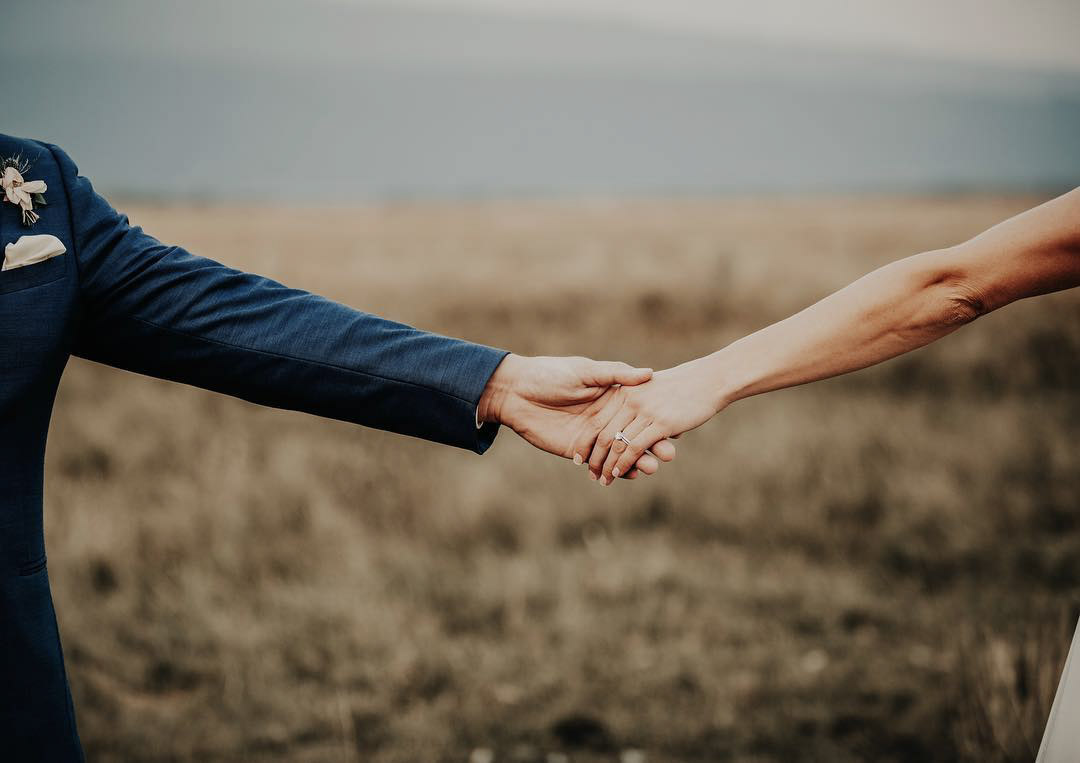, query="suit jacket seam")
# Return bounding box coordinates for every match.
[125,313,482,407]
